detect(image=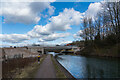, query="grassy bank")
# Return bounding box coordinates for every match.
[78,43,120,57]
[2,55,46,78]
[51,55,66,78]
[15,55,46,78]
[2,57,37,78]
